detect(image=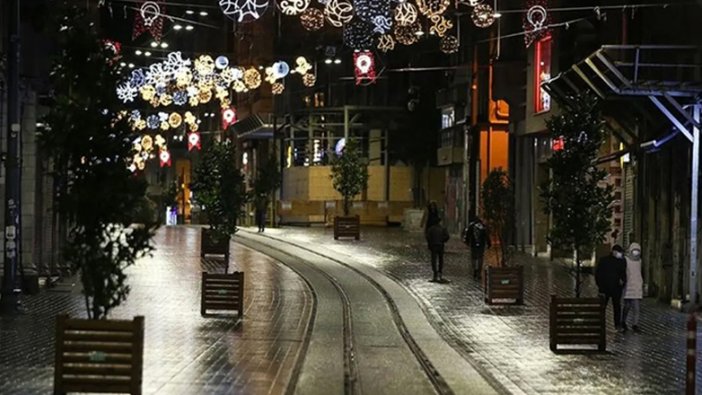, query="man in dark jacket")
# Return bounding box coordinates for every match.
[463,217,491,280]
[426,218,450,283]
[595,244,627,331]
